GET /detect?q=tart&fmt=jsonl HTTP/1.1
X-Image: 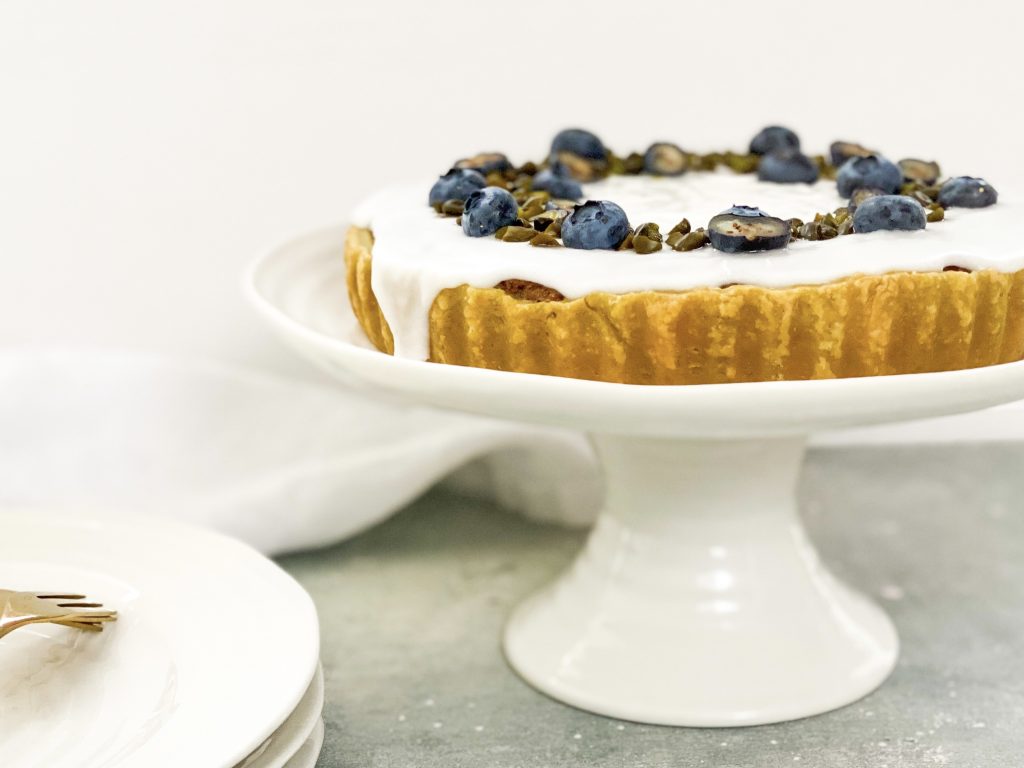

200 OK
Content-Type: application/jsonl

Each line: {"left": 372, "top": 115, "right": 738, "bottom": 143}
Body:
{"left": 345, "top": 128, "right": 1023, "bottom": 385}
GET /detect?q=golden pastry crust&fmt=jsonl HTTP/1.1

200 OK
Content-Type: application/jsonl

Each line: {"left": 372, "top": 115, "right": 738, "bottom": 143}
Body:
{"left": 344, "top": 225, "right": 1024, "bottom": 385}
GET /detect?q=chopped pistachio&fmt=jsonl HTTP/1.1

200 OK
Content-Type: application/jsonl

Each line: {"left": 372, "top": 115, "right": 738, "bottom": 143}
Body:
{"left": 837, "top": 218, "right": 854, "bottom": 235}
{"left": 669, "top": 218, "right": 691, "bottom": 236}
{"left": 519, "top": 197, "right": 547, "bottom": 220}
{"left": 724, "top": 152, "right": 759, "bottom": 174}
{"left": 635, "top": 222, "right": 663, "bottom": 241}
{"left": 623, "top": 152, "right": 646, "bottom": 174}
{"left": 529, "top": 232, "right": 561, "bottom": 248}
{"left": 441, "top": 199, "right": 464, "bottom": 216}
{"left": 633, "top": 235, "right": 662, "bottom": 254}
{"left": 927, "top": 206, "right": 945, "bottom": 222}
{"left": 616, "top": 231, "right": 635, "bottom": 251}
{"left": 672, "top": 228, "right": 709, "bottom": 252}
{"left": 496, "top": 225, "right": 538, "bottom": 242}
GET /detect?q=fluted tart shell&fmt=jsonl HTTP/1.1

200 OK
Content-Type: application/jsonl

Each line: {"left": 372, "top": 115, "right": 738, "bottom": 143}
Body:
{"left": 345, "top": 226, "right": 1024, "bottom": 385}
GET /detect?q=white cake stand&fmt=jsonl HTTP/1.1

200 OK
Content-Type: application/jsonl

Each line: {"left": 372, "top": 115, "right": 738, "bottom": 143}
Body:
{"left": 246, "top": 227, "right": 1024, "bottom": 727}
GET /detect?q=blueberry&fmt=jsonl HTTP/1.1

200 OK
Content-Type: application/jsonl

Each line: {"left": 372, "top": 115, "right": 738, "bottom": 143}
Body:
{"left": 829, "top": 141, "right": 875, "bottom": 167}
{"left": 551, "top": 128, "right": 607, "bottom": 161}
{"left": 462, "top": 187, "right": 519, "bottom": 237}
{"left": 561, "top": 200, "right": 631, "bottom": 250}
{"left": 708, "top": 206, "right": 791, "bottom": 253}
{"left": 899, "top": 158, "right": 941, "bottom": 185}
{"left": 836, "top": 154, "right": 903, "bottom": 197}
{"left": 531, "top": 168, "right": 582, "bottom": 200}
{"left": 757, "top": 149, "right": 819, "bottom": 184}
{"left": 852, "top": 195, "right": 926, "bottom": 233}
{"left": 937, "top": 176, "right": 998, "bottom": 208}
{"left": 749, "top": 126, "right": 800, "bottom": 156}
{"left": 428, "top": 168, "right": 486, "bottom": 206}
{"left": 643, "top": 142, "right": 688, "bottom": 176}
{"left": 455, "top": 152, "right": 512, "bottom": 174}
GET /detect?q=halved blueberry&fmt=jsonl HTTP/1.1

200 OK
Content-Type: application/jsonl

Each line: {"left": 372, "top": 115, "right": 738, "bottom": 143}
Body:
{"left": 561, "top": 200, "right": 631, "bottom": 250}
{"left": 531, "top": 168, "right": 582, "bottom": 200}
{"left": 551, "top": 128, "right": 607, "bottom": 161}
{"left": 455, "top": 152, "right": 512, "bottom": 174}
{"left": 836, "top": 155, "right": 903, "bottom": 197}
{"left": 462, "top": 187, "right": 519, "bottom": 237}
{"left": 428, "top": 168, "right": 486, "bottom": 206}
{"left": 848, "top": 187, "right": 886, "bottom": 211}
{"left": 937, "top": 176, "right": 998, "bottom": 208}
{"left": 852, "top": 195, "right": 926, "bottom": 233}
{"left": 708, "top": 206, "right": 791, "bottom": 253}
{"left": 829, "top": 141, "right": 875, "bottom": 167}
{"left": 757, "top": 149, "right": 819, "bottom": 184}
{"left": 899, "top": 158, "right": 941, "bottom": 185}
{"left": 749, "top": 126, "right": 800, "bottom": 156}
{"left": 643, "top": 142, "right": 688, "bottom": 176}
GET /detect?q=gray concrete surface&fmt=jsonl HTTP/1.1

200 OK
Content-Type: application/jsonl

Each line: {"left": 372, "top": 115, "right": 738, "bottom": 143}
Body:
{"left": 280, "top": 444, "right": 1024, "bottom": 767}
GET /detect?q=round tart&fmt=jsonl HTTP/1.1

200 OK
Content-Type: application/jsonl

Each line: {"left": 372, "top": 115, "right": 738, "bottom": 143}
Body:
{"left": 346, "top": 128, "right": 1023, "bottom": 385}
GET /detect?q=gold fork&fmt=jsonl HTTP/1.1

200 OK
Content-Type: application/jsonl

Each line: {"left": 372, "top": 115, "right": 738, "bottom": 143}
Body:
{"left": 0, "top": 590, "right": 117, "bottom": 640}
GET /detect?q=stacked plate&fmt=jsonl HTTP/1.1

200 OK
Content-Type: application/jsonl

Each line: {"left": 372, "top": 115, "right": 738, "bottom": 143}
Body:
{"left": 0, "top": 511, "right": 323, "bottom": 768}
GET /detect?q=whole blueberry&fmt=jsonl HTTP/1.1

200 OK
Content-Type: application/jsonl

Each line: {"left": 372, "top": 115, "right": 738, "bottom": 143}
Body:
{"left": 749, "top": 126, "right": 800, "bottom": 156}
{"left": 462, "top": 187, "right": 519, "bottom": 237}
{"left": 561, "top": 200, "right": 631, "bottom": 250}
{"left": 551, "top": 128, "right": 607, "bottom": 161}
{"left": 836, "top": 154, "right": 902, "bottom": 197}
{"left": 531, "top": 168, "right": 582, "bottom": 200}
{"left": 757, "top": 149, "right": 819, "bottom": 184}
{"left": 937, "top": 176, "right": 998, "bottom": 208}
{"left": 428, "top": 168, "right": 486, "bottom": 206}
{"left": 852, "top": 195, "right": 927, "bottom": 233}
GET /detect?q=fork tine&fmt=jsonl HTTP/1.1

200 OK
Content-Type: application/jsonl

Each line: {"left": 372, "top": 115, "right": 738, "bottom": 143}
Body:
{"left": 56, "top": 602, "right": 103, "bottom": 609}
{"left": 35, "top": 594, "right": 87, "bottom": 601}
{"left": 59, "top": 621, "right": 104, "bottom": 633}
{"left": 74, "top": 613, "right": 117, "bottom": 622}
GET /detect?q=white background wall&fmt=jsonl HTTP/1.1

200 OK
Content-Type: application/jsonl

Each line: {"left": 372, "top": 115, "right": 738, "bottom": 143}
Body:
{"left": 3, "top": 0, "right": 1022, "bottom": 379}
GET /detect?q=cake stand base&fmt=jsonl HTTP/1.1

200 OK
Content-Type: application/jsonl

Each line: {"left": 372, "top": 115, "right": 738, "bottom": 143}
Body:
{"left": 503, "top": 435, "right": 896, "bottom": 726}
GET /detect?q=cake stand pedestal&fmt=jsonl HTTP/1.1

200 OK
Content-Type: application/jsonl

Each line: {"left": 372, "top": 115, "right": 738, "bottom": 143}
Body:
{"left": 504, "top": 434, "right": 894, "bottom": 726}
{"left": 247, "top": 228, "right": 1024, "bottom": 726}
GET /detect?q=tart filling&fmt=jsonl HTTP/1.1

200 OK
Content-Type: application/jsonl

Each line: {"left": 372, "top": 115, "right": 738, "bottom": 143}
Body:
{"left": 352, "top": 173, "right": 1021, "bottom": 361}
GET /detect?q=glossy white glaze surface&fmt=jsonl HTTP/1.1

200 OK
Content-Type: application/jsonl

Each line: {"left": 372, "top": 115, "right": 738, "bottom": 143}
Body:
{"left": 0, "top": 512, "right": 320, "bottom": 768}
{"left": 246, "top": 233, "right": 1024, "bottom": 725}
{"left": 352, "top": 173, "right": 1020, "bottom": 359}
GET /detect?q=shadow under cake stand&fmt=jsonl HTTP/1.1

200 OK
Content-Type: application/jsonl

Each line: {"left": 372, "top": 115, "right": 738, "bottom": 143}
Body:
{"left": 247, "top": 227, "right": 1024, "bottom": 727}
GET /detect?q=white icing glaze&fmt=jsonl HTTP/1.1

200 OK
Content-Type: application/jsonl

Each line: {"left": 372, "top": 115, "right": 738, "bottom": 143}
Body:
{"left": 351, "top": 171, "right": 1022, "bottom": 361}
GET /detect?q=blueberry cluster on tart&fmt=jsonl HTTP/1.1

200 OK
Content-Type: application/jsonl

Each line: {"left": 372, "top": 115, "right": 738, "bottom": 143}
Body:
{"left": 345, "top": 127, "right": 1022, "bottom": 385}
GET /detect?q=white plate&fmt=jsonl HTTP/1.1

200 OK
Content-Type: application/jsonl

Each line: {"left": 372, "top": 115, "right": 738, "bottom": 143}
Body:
{"left": 0, "top": 511, "right": 320, "bottom": 768}
{"left": 283, "top": 719, "right": 324, "bottom": 768}
{"left": 240, "top": 664, "right": 324, "bottom": 768}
